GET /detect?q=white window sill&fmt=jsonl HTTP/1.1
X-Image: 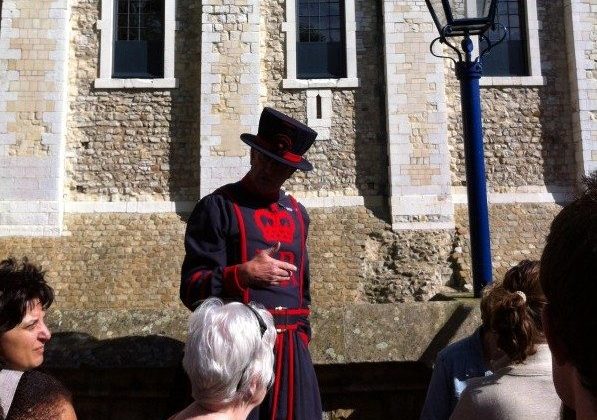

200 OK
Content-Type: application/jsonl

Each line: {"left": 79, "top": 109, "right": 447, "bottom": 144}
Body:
{"left": 94, "top": 78, "right": 178, "bottom": 89}
{"left": 282, "top": 77, "right": 359, "bottom": 89}
{"left": 480, "top": 76, "right": 546, "bottom": 87}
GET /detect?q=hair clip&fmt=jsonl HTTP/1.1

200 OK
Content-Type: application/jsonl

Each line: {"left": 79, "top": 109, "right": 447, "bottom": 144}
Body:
{"left": 515, "top": 290, "right": 527, "bottom": 303}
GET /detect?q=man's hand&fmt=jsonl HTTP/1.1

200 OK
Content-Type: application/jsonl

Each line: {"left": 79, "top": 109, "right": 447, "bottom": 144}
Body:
{"left": 237, "top": 242, "right": 297, "bottom": 288}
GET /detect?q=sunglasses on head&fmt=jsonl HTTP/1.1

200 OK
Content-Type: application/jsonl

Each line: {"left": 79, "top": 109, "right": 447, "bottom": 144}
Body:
{"left": 244, "top": 303, "right": 267, "bottom": 337}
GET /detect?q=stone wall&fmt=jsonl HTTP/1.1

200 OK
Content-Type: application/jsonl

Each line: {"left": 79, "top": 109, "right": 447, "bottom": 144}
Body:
{"left": 0, "top": 0, "right": 69, "bottom": 235}
{"left": 66, "top": 0, "right": 202, "bottom": 202}
{"left": 0, "top": 206, "right": 453, "bottom": 309}
{"left": 309, "top": 206, "right": 454, "bottom": 306}
{"left": 447, "top": 0, "right": 577, "bottom": 189}
{"left": 452, "top": 202, "right": 562, "bottom": 287}
{"left": 261, "top": 0, "right": 388, "bottom": 198}
{"left": 0, "top": 202, "right": 564, "bottom": 309}
{"left": 0, "top": 213, "right": 185, "bottom": 309}
{"left": 565, "top": 0, "right": 597, "bottom": 177}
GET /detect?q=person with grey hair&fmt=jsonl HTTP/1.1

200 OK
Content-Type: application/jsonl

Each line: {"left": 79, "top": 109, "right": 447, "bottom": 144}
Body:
{"left": 169, "top": 298, "right": 276, "bottom": 420}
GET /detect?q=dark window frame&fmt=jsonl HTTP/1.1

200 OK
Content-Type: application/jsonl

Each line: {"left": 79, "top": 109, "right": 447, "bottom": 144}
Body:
{"left": 112, "top": 0, "right": 165, "bottom": 79}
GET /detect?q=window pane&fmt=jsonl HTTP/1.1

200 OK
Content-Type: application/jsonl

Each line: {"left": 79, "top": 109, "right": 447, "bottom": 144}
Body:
{"left": 117, "top": 13, "right": 128, "bottom": 30}
{"left": 319, "top": 2, "right": 329, "bottom": 16}
{"left": 299, "top": 2, "right": 309, "bottom": 16}
{"left": 330, "top": 16, "right": 341, "bottom": 29}
{"left": 480, "top": 0, "right": 528, "bottom": 76}
{"left": 113, "top": 0, "right": 165, "bottom": 78}
{"left": 330, "top": 2, "right": 340, "bottom": 15}
{"left": 296, "top": 0, "right": 346, "bottom": 78}
{"left": 117, "top": 28, "right": 129, "bottom": 40}
{"left": 117, "top": 1, "right": 128, "bottom": 13}
{"left": 299, "top": 16, "right": 310, "bottom": 29}
{"left": 329, "top": 30, "right": 341, "bottom": 42}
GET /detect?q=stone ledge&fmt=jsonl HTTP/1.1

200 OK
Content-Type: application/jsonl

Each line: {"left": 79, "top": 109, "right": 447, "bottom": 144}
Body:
{"left": 44, "top": 301, "right": 481, "bottom": 369}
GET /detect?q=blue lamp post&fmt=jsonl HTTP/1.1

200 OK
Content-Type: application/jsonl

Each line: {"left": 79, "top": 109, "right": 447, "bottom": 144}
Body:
{"left": 424, "top": 0, "right": 506, "bottom": 297}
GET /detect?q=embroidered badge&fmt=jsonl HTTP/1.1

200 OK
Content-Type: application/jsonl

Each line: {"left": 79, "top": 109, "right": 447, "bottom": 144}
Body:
{"left": 254, "top": 208, "right": 295, "bottom": 244}
{"left": 278, "top": 251, "right": 298, "bottom": 287}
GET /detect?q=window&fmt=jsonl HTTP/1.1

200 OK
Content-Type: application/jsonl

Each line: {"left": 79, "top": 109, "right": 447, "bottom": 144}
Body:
{"left": 95, "top": 0, "right": 176, "bottom": 88}
{"left": 297, "top": 0, "right": 346, "bottom": 79}
{"left": 480, "top": 0, "right": 527, "bottom": 76}
{"left": 475, "top": 0, "right": 544, "bottom": 86}
{"left": 282, "top": 0, "right": 358, "bottom": 89}
{"left": 114, "top": 0, "right": 164, "bottom": 78}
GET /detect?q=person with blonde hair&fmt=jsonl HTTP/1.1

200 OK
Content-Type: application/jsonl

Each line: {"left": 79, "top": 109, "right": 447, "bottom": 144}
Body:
{"left": 169, "top": 298, "right": 276, "bottom": 420}
{"left": 451, "top": 260, "right": 560, "bottom": 419}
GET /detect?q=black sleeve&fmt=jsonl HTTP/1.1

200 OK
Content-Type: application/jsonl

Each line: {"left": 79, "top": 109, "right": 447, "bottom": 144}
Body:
{"left": 180, "top": 194, "right": 245, "bottom": 310}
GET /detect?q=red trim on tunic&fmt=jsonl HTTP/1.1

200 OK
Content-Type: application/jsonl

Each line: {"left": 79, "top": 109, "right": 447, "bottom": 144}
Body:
{"left": 186, "top": 271, "right": 212, "bottom": 301}
{"left": 269, "top": 308, "right": 310, "bottom": 316}
{"left": 271, "top": 333, "right": 285, "bottom": 420}
{"left": 222, "top": 265, "right": 246, "bottom": 298}
{"left": 232, "top": 202, "right": 250, "bottom": 303}
{"left": 287, "top": 332, "right": 295, "bottom": 420}
{"left": 298, "top": 330, "right": 309, "bottom": 346}
{"left": 289, "top": 196, "right": 306, "bottom": 307}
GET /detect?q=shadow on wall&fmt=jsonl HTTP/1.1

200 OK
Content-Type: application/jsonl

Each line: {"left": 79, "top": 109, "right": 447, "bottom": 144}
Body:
{"left": 418, "top": 302, "right": 474, "bottom": 365}
{"left": 44, "top": 332, "right": 436, "bottom": 420}
{"left": 44, "top": 332, "right": 190, "bottom": 420}
{"left": 536, "top": 0, "right": 578, "bottom": 190}
{"left": 353, "top": 0, "right": 390, "bottom": 223}
{"left": 320, "top": 362, "right": 430, "bottom": 420}
{"left": 167, "top": 0, "right": 203, "bottom": 204}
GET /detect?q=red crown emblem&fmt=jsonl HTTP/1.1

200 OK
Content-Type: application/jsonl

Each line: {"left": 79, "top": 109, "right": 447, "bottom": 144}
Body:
{"left": 254, "top": 208, "right": 295, "bottom": 244}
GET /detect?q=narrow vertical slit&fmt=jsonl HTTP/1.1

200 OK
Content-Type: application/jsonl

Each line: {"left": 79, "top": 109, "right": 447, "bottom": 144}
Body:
{"left": 316, "top": 95, "right": 322, "bottom": 119}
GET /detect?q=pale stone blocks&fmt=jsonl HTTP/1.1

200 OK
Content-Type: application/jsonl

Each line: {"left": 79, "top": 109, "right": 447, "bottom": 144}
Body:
{"left": 383, "top": 0, "right": 453, "bottom": 230}
{"left": 564, "top": 0, "right": 597, "bottom": 179}
{"left": 199, "top": 0, "right": 261, "bottom": 197}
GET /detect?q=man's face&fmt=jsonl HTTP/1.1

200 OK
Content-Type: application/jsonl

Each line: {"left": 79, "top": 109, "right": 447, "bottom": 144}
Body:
{"left": 0, "top": 300, "right": 51, "bottom": 370}
{"left": 250, "top": 149, "right": 297, "bottom": 190}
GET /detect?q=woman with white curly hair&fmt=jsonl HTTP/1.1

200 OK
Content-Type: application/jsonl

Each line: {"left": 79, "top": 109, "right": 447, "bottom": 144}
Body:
{"left": 169, "top": 297, "right": 276, "bottom": 420}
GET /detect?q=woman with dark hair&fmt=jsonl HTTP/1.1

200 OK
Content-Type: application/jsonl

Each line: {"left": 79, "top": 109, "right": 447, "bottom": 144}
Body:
{"left": 450, "top": 260, "right": 560, "bottom": 420}
{"left": 0, "top": 257, "right": 77, "bottom": 419}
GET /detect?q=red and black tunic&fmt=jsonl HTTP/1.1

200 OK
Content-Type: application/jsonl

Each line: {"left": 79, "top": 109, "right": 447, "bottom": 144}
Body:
{"left": 181, "top": 181, "right": 322, "bottom": 420}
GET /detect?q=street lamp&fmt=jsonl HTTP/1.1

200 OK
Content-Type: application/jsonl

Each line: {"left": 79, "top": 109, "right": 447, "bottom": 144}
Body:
{"left": 425, "top": 0, "right": 506, "bottom": 297}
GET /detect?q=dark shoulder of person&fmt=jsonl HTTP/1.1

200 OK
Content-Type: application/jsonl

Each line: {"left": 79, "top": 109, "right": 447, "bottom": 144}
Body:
{"left": 7, "top": 370, "right": 72, "bottom": 420}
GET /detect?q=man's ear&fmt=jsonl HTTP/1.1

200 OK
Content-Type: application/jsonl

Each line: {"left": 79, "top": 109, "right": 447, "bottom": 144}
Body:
{"left": 542, "top": 306, "right": 569, "bottom": 366}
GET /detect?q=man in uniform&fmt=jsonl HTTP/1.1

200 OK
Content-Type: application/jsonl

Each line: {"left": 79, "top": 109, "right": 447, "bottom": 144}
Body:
{"left": 180, "top": 107, "right": 322, "bottom": 420}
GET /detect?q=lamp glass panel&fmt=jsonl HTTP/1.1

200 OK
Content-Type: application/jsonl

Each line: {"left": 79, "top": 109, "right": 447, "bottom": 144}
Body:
{"left": 450, "top": 0, "right": 466, "bottom": 20}
{"left": 476, "top": 0, "right": 493, "bottom": 18}
{"left": 427, "top": 0, "right": 449, "bottom": 27}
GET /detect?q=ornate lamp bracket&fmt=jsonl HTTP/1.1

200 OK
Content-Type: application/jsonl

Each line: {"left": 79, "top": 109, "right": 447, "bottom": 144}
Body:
{"left": 479, "top": 23, "right": 508, "bottom": 61}
{"left": 430, "top": 27, "right": 462, "bottom": 65}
